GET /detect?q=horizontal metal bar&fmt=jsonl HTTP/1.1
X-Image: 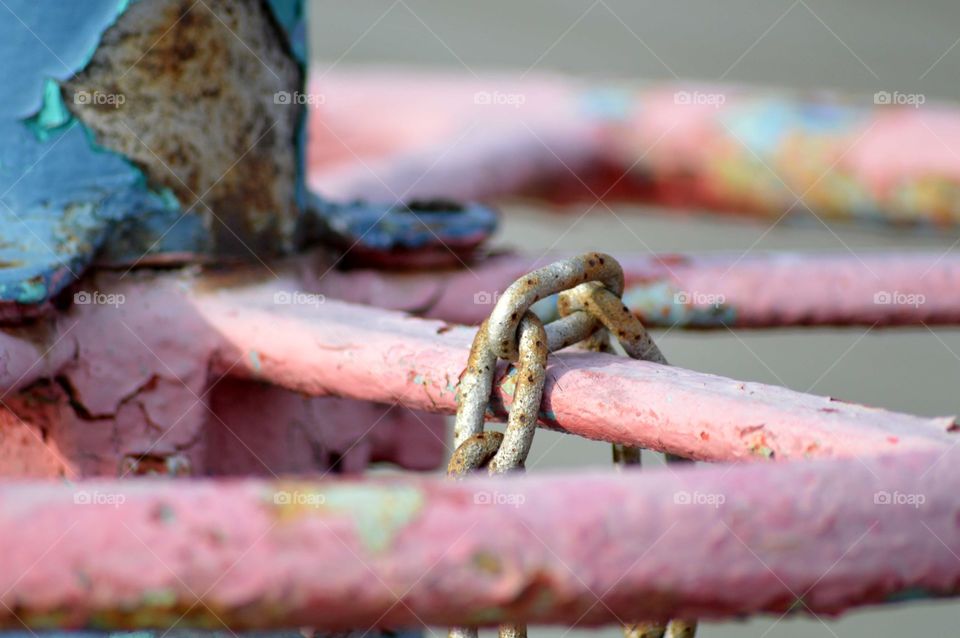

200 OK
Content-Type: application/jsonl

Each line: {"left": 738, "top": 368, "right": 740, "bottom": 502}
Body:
{"left": 309, "top": 71, "right": 960, "bottom": 229}
{"left": 195, "top": 274, "right": 957, "bottom": 462}
{"left": 1, "top": 267, "right": 954, "bottom": 468}
{"left": 2, "top": 449, "right": 958, "bottom": 629}
{"left": 312, "top": 251, "right": 960, "bottom": 328}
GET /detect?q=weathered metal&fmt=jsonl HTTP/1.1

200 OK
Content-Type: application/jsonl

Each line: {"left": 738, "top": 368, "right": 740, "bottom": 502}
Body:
{"left": 0, "top": 0, "right": 304, "bottom": 309}
{"left": 313, "top": 250, "right": 960, "bottom": 328}
{"left": 2, "top": 447, "right": 959, "bottom": 629}
{"left": 3, "top": 6, "right": 957, "bottom": 635}
{"left": 310, "top": 70, "right": 960, "bottom": 228}
{"left": 486, "top": 253, "right": 623, "bottom": 360}
{"left": 0, "top": 265, "right": 952, "bottom": 478}
{"left": 487, "top": 312, "right": 547, "bottom": 475}
{"left": 0, "top": 2, "right": 496, "bottom": 316}
{"left": 0, "top": 267, "right": 449, "bottom": 479}
{"left": 558, "top": 281, "right": 666, "bottom": 363}
{"left": 447, "top": 252, "right": 670, "bottom": 636}
{"left": 447, "top": 309, "right": 545, "bottom": 637}
{"left": 192, "top": 271, "right": 957, "bottom": 462}
{"left": 449, "top": 260, "right": 569, "bottom": 638}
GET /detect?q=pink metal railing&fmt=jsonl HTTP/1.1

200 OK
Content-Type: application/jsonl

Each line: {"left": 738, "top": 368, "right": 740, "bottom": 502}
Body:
{"left": 313, "top": 251, "right": 960, "bottom": 328}
{"left": 4, "top": 66, "right": 960, "bottom": 633}
{"left": 2, "top": 447, "right": 958, "bottom": 629}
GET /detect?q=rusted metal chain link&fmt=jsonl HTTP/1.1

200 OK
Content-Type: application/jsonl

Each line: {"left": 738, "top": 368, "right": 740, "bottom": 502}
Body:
{"left": 449, "top": 312, "right": 548, "bottom": 476}
{"left": 448, "top": 312, "right": 546, "bottom": 638}
{"left": 486, "top": 253, "right": 624, "bottom": 360}
{"left": 448, "top": 253, "right": 696, "bottom": 638}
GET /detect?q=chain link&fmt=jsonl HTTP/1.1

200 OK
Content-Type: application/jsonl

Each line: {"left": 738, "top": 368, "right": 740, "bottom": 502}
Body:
{"left": 448, "top": 253, "right": 696, "bottom": 638}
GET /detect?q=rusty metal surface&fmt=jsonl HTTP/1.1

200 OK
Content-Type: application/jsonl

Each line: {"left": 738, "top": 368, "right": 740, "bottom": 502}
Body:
{"left": 0, "top": 1, "right": 497, "bottom": 317}
{"left": 449, "top": 280, "right": 552, "bottom": 637}
{"left": 488, "top": 313, "right": 547, "bottom": 474}
{"left": 450, "top": 254, "right": 694, "bottom": 636}
{"left": 486, "top": 252, "right": 624, "bottom": 360}
{"left": 64, "top": 0, "right": 303, "bottom": 258}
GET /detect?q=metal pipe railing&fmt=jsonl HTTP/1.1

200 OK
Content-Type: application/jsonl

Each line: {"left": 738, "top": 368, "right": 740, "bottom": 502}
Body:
{"left": 197, "top": 275, "right": 957, "bottom": 462}
{"left": 1, "top": 448, "right": 957, "bottom": 629}
{"left": 1, "top": 267, "right": 953, "bottom": 467}
{"left": 311, "top": 251, "right": 960, "bottom": 328}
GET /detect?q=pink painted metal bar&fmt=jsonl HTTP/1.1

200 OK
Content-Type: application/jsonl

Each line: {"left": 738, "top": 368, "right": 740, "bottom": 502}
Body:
{"left": 2, "top": 448, "right": 958, "bottom": 629}
{"left": 195, "top": 273, "right": 957, "bottom": 462}
{"left": 1, "top": 267, "right": 954, "bottom": 472}
{"left": 313, "top": 251, "right": 960, "bottom": 328}
{"left": 309, "top": 70, "right": 960, "bottom": 228}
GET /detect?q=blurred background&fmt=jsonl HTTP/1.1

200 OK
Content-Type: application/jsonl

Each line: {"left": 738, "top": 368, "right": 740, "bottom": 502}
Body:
{"left": 308, "top": 1, "right": 960, "bottom": 636}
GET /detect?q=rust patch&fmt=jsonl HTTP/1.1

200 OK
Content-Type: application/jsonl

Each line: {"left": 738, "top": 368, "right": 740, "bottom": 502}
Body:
{"left": 64, "top": 0, "right": 302, "bottom": 258}
{"left": 121, "top": 453, "right": 192, "bottom": 477}
{"left": 447, "top": 431, "right": 503, "bottom": 475}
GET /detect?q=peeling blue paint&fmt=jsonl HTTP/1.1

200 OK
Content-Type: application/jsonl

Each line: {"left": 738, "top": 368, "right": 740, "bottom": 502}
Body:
{"left": 0, "top": 0, "right": 494, "bottom": 316}
{"left": 0, "top": 1, "right": 193, "bottom": 306}
{"left": 307, "top": 194, "right": 497, "bottom": 254}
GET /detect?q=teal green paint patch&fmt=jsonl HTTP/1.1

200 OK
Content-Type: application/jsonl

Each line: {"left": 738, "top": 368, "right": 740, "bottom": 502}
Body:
{"left": 249, "top": 350, "right": 262, "bottom": 372}
{"left": 23, "top": 79, "right": 73, "bottom": 141}
{"left": 886, "top": 586, "right": 936, "bottom": 603}
{"left": 14, "top": 279, "right": 48, "bottom": 304}
{"left": 322, "top": 485, "right": 425, "bottom": 552}
{"left": 538, "top": 408, "right": 557, "bottom": 423}
{"left": 155, "top": 186, "right": 180, "bottom": 211}
{"left": 0, "top": 279, "right": 48, "bottom": 305}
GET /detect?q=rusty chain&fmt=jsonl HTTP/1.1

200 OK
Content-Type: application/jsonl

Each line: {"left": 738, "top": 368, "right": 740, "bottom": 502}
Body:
{"left": 448, "top": 253, "right": 696, "bottom": 638}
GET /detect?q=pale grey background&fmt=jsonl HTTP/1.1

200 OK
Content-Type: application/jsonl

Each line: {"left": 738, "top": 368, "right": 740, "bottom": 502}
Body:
{"left": 308, "top": 1, "right": 960, "bottom": 635}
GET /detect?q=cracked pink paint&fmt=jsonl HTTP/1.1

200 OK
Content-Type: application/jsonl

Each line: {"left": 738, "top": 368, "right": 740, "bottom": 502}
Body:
{"left": 0, "top": 270, "right": 446, "bottom": 479}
